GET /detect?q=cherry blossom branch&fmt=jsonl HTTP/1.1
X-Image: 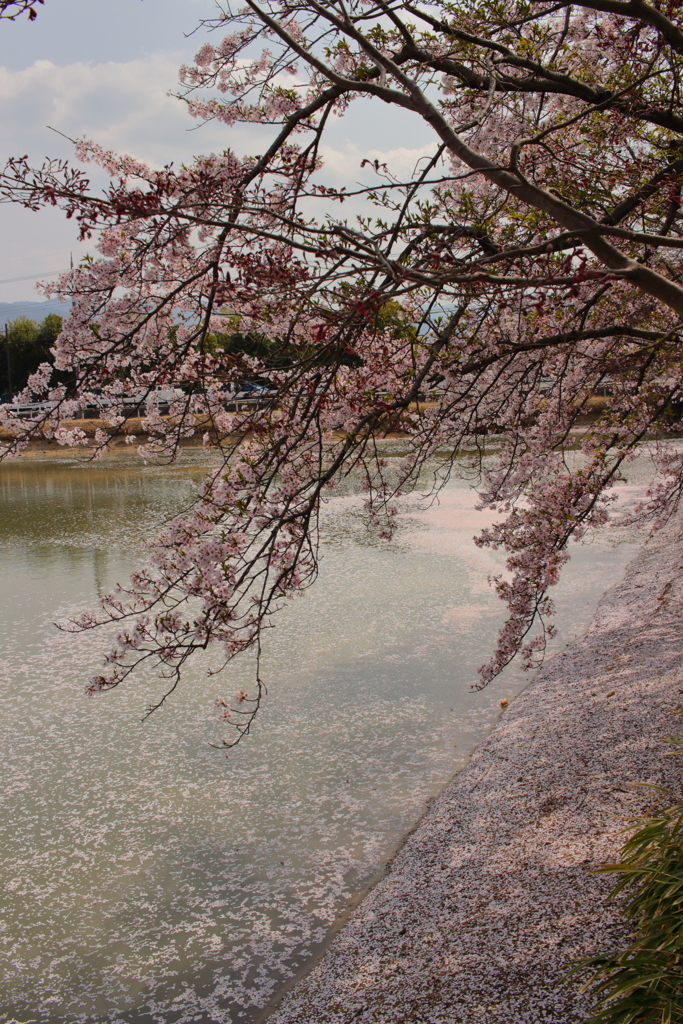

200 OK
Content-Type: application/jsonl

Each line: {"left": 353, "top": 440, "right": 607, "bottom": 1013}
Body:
{"left": 4, "top": 0, "right": 683, "bottom": 736}
{"left": 0, "top": 0, "right": 42, "bottom": 19}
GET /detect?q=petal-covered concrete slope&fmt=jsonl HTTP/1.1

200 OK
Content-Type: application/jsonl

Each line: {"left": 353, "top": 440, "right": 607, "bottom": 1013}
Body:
{"left": 269, "top": 518, "right": 683, "bottom": 1024}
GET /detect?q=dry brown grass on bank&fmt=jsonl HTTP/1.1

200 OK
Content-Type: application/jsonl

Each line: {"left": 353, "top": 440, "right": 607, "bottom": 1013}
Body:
{"left": 0, "top": 416, "right": 220, "bottom": 446}
{"left": 0, "top": 397, "right": 612, "bottom": 451}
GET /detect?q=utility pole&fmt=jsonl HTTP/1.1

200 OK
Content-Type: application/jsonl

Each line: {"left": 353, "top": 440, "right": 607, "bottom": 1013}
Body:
{"left": 4, "top": 323, "right": 11, "bottom": 395}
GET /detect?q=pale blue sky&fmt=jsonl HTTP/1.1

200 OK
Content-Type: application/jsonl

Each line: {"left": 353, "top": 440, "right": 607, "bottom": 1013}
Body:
{"left": 1, "top": 0, "right": 210, "bottom": 69}
{"left": 0, "top": 0, "right": 434, "bottom": 301}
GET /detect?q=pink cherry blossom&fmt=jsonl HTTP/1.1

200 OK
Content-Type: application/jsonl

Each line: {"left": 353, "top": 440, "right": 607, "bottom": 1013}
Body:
{"left": 2, "top": 0, "right": 683, "bottom": 738}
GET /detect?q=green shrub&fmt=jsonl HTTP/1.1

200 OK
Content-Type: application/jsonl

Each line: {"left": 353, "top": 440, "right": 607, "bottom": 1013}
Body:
{"left": 1, "top": 313, "right": 64, "bottom": 393}
{"left": 579, "top": 736, "right": 683, "bottom": 1024}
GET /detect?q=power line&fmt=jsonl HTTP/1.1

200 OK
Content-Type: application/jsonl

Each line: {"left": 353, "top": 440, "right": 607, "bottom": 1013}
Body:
{"left": 0, "top": 268, "right": 68, "bottom": 286}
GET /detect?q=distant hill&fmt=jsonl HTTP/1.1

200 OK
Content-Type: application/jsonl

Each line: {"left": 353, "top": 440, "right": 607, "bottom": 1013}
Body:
{"left": 0, "top": 298, "right": 71, "bottom": 325}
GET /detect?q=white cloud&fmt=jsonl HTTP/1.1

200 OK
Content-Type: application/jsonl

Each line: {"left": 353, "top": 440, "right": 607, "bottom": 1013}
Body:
{"left": 0, "top": 54, "right": 271, "bottom": 299}
{"left": 0, "top": 55, "right": 441, "bottom": 300}
{"left": 0, "top": 55, "right": 258, "bottom": 168}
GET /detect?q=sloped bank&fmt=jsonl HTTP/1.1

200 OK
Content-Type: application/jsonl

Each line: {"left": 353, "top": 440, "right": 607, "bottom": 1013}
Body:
{"left": 267, "top": 516, "right": 683, "bottom": 1024}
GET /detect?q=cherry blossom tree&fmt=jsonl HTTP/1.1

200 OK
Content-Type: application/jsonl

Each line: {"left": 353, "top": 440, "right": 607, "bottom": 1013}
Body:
{"left": 2, "top": 0, "right": 683, "bottom": 740}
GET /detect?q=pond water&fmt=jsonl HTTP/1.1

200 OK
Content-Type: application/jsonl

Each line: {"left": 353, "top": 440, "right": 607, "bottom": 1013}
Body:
{"left": 0, "top": 450, "right": 650, "bottom": 1024}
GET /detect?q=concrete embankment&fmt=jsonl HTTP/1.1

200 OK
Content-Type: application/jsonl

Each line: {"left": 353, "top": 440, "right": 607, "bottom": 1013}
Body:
{"left": 267, "top": 516, "right": 683, "bottom": 1024}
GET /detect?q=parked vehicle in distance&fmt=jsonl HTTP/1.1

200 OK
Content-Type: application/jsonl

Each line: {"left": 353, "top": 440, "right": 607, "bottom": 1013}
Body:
{"left": 213, "top": 378, "right": 275, "bottom": 409}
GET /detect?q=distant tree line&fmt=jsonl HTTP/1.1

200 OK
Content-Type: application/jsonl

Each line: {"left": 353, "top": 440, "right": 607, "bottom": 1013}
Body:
{"left": 0, "top": 299, "right": 411, "bottom": 400}
{"left": 0, "top": 317, "right": 364, "bottom": 401}
{"left": 199, "top": 301, "right": 411, "bottom": 376}
{"left": 0, "top": 314, "right": 63, "bottom": 396}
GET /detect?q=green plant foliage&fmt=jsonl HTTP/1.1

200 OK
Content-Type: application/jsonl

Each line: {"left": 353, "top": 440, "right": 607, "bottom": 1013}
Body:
{"left": 0, "top": 313, "right": 64, "bottom": 394}
{"left": 579, "top": 736, "right": 683, "bottom": 1024}
{"left": 205, "top": 329, "right": 364, "bottom": 371}
{"left": 199, "top": 302, "right": 414, "bottom": 376}
{"left": 204, "top": 329, "right": 294, "bottom": 367}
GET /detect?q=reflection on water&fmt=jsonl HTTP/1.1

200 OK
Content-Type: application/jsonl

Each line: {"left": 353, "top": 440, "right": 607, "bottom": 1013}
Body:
{"left": 0, "top": 453, "right": 647, "bottom": 1023}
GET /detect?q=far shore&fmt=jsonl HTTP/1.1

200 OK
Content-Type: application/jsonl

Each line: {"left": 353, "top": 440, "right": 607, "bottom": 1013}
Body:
{"left": 0, "top": 398, "right": 613, "bottom": 458}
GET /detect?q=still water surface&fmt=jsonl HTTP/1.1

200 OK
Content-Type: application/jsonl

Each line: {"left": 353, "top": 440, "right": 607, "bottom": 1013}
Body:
{"left": 0, "top": 452, "right": 648, "bottom": 1023}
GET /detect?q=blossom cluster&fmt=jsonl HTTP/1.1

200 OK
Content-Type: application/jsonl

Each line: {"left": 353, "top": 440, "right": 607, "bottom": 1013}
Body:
{"left": 2, "top": 0, "right": 683, "bottom": 735}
